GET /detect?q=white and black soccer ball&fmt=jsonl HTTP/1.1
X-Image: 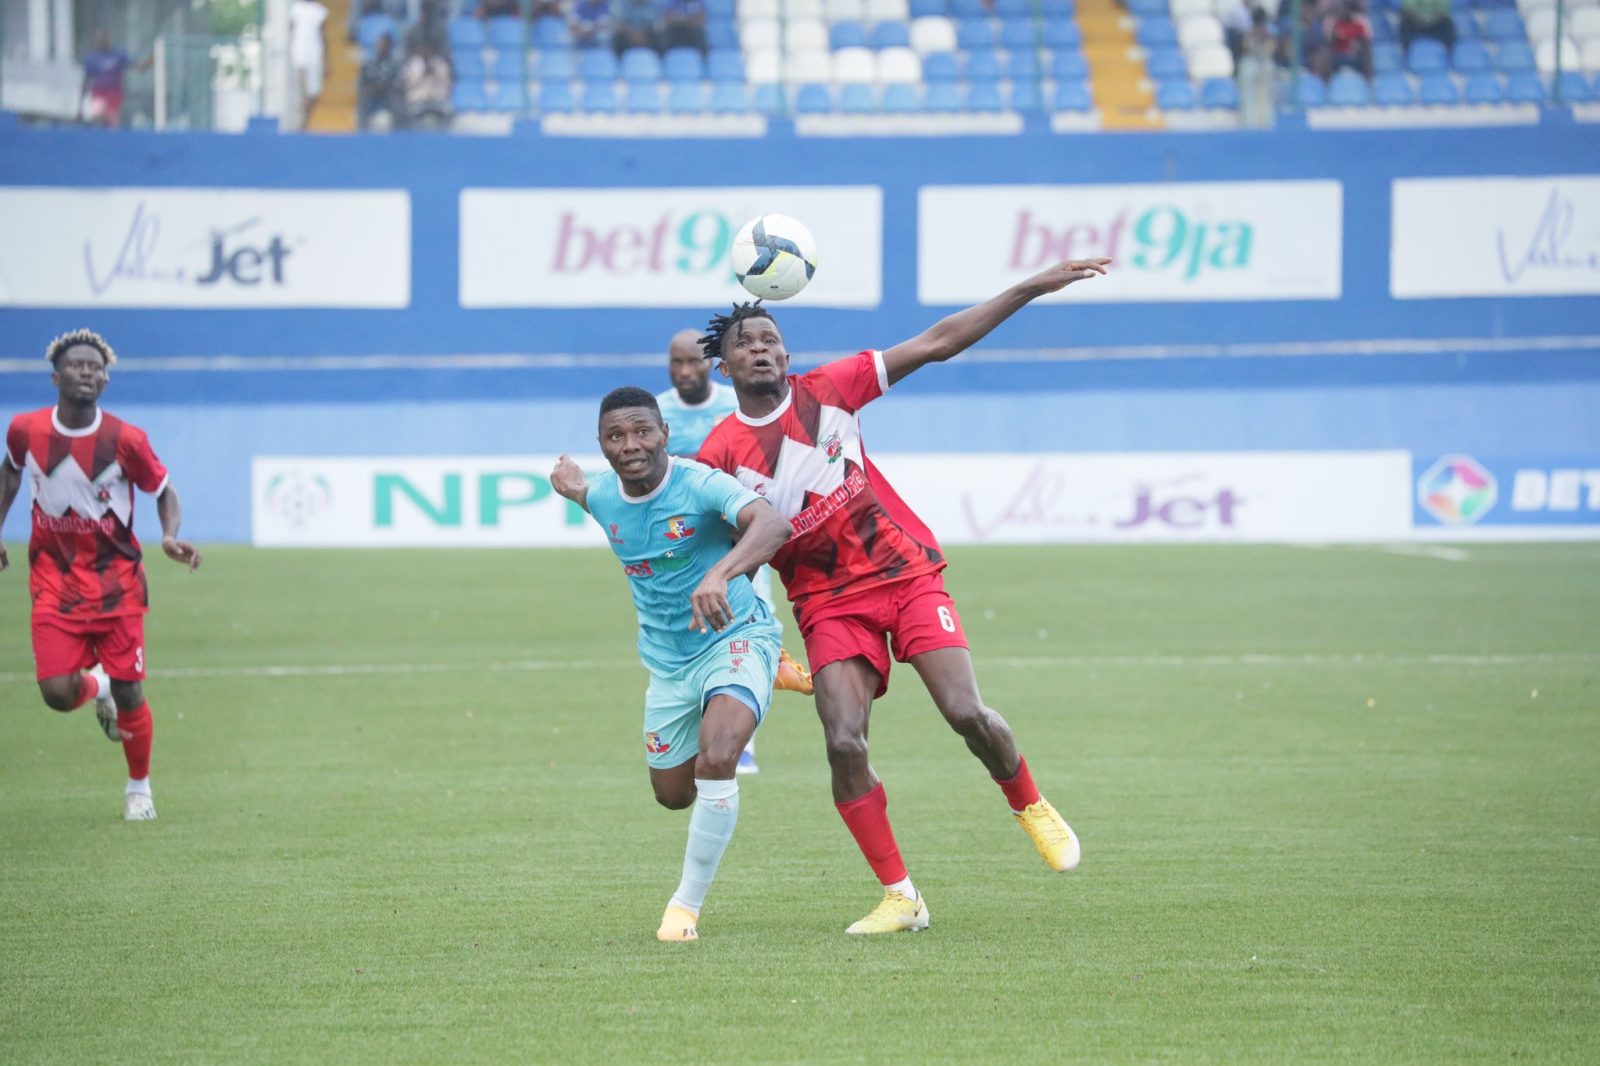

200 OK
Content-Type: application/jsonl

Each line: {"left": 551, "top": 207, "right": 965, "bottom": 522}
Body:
{"left": 730, "top": 214, "right": 817, "bottom": 301}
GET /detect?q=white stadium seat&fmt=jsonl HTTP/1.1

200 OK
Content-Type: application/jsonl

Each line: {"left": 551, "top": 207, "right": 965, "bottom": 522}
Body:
{"left": 746, "top": 47, "right": 785, "bottom": 82}
{"left": 832, "top": 46, "right": 879, "bottom": 82}
{"left": 785, "top": 49, "right": 834, "bottom": 83}
{"left": 1187, "top": 42, "right": 1235, "bottom": 78}
{"left": 1178, "top": 14, "right": 1225, "bottom": 49}
{"left": 877, "top": 46, "right": 922, "bottom": 82}
{"left": 784, "top": 0, "right": 825, "bottom": 20}
{"left": 1173, "top": 0, "right": 1216, "bottom": 19}
{"left": 909, "top": 16, "right": 957, "bottom": 53}
{"left": 739, "top": 0, "right": 781, "bottom": 19}
{"left": 1534, "top": 36, "right": 1582, "bottom": 72}
{"left": 865, "top": 0, "right": 912, "bottom": 20}
{"left": 786, "top": 18, "right": 831, "bottom": 52}
{"left": 824, "top": 0, "right": 869, "bottom": 22}
{"left": 741, "top": 18, "right": 782, "bottom": 50}
{"left": 1571, "top": 8, "right": 1600, "bottom": 37}
{"left": 1525, "top": 10, "right": 1559, "bottom": 43}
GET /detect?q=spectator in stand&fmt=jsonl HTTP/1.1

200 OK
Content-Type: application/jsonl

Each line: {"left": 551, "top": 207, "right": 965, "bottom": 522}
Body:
{"left": 288, "top": 0, "right": 330, "bottom": 125}
{"left": 613, "top": 0, "right": 662, "bottom": 56}
{"left": 571, "top": 0, "right": 614, "bottom": 49}
{"left": 1399, "top": 0, "right": 1455, "bottom": 54}
{"left": 660, "top": 0, "right": 709, "bottom": 55}
{"left": 79, "top": 29, "right": 150, "bottom": 128}
{"left": 1218, "top": 0, "right": 1252, "bottom": 62}
{"left": 404, "top": 39, "right": 454, "bottom": 129}
{"left": 359, "top": 33, "right": 405, "bottom": 130}
{"left": 1236, "top": 7, "right": 1279, "bottom": 126}
{"left": 1324, "top": 0, "right": 1374, "bottom": 80}
{"left": 531, "top": 0, "right": 569, "bottom": 19}
{"left": 406, "top": 0, "right": 452, "bottom": 57}
{"left": 478, "top": 0, "right": 523, "bottom": 17}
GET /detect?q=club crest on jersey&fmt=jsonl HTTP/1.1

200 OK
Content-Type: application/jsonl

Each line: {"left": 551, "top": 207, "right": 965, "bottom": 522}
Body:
{"left": 95, "top": 487, "right": 112, "bottom": 504}
{"left": 645, "top": 732, "right": 670, "bottom": 754}
{"left": 663, "top": 516, "right": 696, "bottom": 540}
{"left": 608, "top": 523, "right": 625, "bottom": 544}
{"left": 821, "top": 432, "right": 843, "bottom": 463}
{"left": 729, "top": 639, "right": 749, "bottom": 654}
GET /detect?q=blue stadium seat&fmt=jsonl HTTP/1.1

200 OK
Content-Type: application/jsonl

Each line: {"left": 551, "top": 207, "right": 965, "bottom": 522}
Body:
{"left": 539, "top": 81, "right": 575, "bottom": 113}
{"left": 1417, "top": 72, "right": 1459, "bottom": 103}
{"left": 582, "top": 82, "right": 619, "bottom": 112}
{"left": 883, "top": 82, "right": 922, "bottom": 111}
{"left": 1136, "top": 19, "right": 1178, "bottom": 48}
{"left": 923, "top": 52, "right": 960, "bottom": 81}
{"left": 952, "top": 0, "right": 989, "bottom": 16}
{"left": 925, "top": 81, "right": 964, "bottom": 111}
{"left": 966, "top": 49, "right": 1002, "bottom": 80}
{"left": 490, "top": 80, "right": 527, "bottom": 112}
{"left": 832, "top": 21, "right": 870, "bottom": 49}
{"left": 1372, "top": 71, "right": 1415, "bottom": 104}
{"left": 1000, "top": 20, "right": 1037, "bottom": 49}
{"left": 532, "top": 17, "right": 569, "bottom": 49}
{"left": 710, "top": 81, "right": 750, "bottom": 113}
{"left": 1462, "top": 72, "right": 1504, "bottom": 102}
{"left": 1127, "top": 0, "right": 1167, "bottom": 15}
{"left": 626, "top": 82, "right": 663, "bottom": 113}
{"left": 1156, "top": 79, "right": 1197, "bottom": 109}
{"left": 1481, "top": 10, "right": 1526, "bottom": 41}
{"left": 1040, "top": 0, "right": 1076, "bottom": 15}
{"left": 1505, "top": 70, "right": 1545, "bottom": 102}
{"left": 1044, "top": 22, "right": 1083, "bottom": 48}
{"left": 966, "top": 81, "right": 1006, "bottom": 111}
{"left": 1293, "top": 72, "right": 1327, "bottom": 106}
{"left": 706, "top": 20, "right": 739, "bottom": 51}
{"left": 1328, "top": 71, "right": 1372, "bottom": 105}
{"left": 492, "top": 50, "right": 526, "bottom": 81}
{"left": 454, "top": 50, "right": 488, "bottom": 81}
{"left": 453, "top": 79, "right": 490, "bottom": 110}
{"left": 956, "top": 18, "right": 996, "bottom": 49}
{"left": 1372, "top": 42, "right": 1403, "bottom": 74}
{"left": 706, "top": 0, "right": 735, "bottom": 17}
{"left": 995, "top": 0, "right": 1032, "bottom": 15}
{"left": 707, "top": 50, "right": 744, "bottom": 82}
{"left": 1408, "top": 39, "right": 1448, "bottom": 73}
{"left": 1053, "top": 80, "right": 1093, "bottom": 110}
{"left": 537, "top": 50, "right": 575, "bottom": 81}
{"left": 839, "top": 83, "right": 876, "bottom": 113}
{"left": 1049, "top": 50, "right": 1088, "bottom": 79}
{"left": 664, "top": 48, "right": 704, "bottom": 81}
{"left": 1555, "top": 70, "right": 1596, "bottom": 102}
{"left": 1201, "top": 76, "right": 1238, "bottom": 108}
{"left": 753, "top": 82, "right": 786, "bottom": 115}
{"left": 796, "top": 83, "right": 834, "bottom": 113}
{"left": 1011, "top": 80, "right": 1045, "bottom": 111}
{"left": 1493, "top": 40, "right": 1535, "bottom": 73}
{"left": 872, "top": 22, "right": 912, "bottom": 48}
{"left": 1452, "top": 12, "right": 1479, "bottom": 38}
{"left": 487, "top": 17, "right": 524, "bottom": 49}
{"left": 1007, "top": 51, "right": 1041, "bottom": 78}
{"left": 449, "top": 19, "right": 486, "bottom": 49}
{"left": 578, "top": 50, "right": 619, "bottom": 81}
{"left": 358, "top": 15, "right": 398, "bottom": 52}
{"left": 1147, "top": 47, "right": 1187, "bottom": 79}
{"left": 909, "top": 0, "right": 946, "bottom": 16}
{"left": 1370, "top": 12, "right": 1395, "bottom": 41}
{"left": 1452, "top": 39, "right": 1491, "bottom": 72}
{"left": 621, "top": 48, "right": 662, "bottom": 82}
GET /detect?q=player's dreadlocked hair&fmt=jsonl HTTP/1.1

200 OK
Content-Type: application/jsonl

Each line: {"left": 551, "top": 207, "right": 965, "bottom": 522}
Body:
{"left": 45, "top": 328, "right": 117, "bottom": 368}
{"left": 699, "top": 301, "right": 774, "bottom": 362}
{"left": 598, "top": 386, "right": 663, "bottom": 423}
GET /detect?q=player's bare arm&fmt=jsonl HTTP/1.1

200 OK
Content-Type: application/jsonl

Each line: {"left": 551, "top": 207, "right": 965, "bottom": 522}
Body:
{"left": 689, "top": 498, "right": 790, "bottom": 633}
{"left": 0, "top": 457, "right": 19, "bottom": 572}
{"left": 156, "top": 486, "right": 202, "bottom": 572}
{"left": 881, "top": 258, "right": 1112, "bottom": 386}
{"left": 550, "top": 454, "right": 591, "bottom": 513}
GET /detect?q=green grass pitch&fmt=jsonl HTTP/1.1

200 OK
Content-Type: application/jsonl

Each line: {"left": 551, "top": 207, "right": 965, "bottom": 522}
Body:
{"left": 2, "top": 542, "right": 1597, "bottom": 1063}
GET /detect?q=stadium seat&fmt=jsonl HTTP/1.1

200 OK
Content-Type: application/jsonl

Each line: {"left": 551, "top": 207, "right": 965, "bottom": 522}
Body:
{"left": 923, "top": 51, "right": 960, "bottom": 80}
{"left": 1523, "top": 9, "right": 1558, "bottom": 41}
{"left": 956, "top": 18, "right": 997, "bottom": 49}
{"left": 1482, "top": 10, "right": 1528, "bottom": 41}
{"left": 358, "top": 14, "right": 398, "bottom": 52}
{"left": 1053, "top": 80, "right": 1094, "bottom": 110}
{"left": 1292, "top": 71, "right": 1327, "bottom": 105}
{"left": 1127, "top": 0, "right": 1168, "bottom": 15}
{"left": 882, "top": 82, "right": 923, "bottom": 110}
{"left": 964, "top": 81, "right": 1004, "bottom": 110}
{"left": 785, "top": 49, "right": 832, "bottom": 84}
{"left": 1201, "top": 75, "right": 1239, "bottom": 107}
{"left": 1373, "top": 71, "right": 1416, "bottom": 103}
{"left": 662, "top": 49, "right": 703, "bottom": 81}
{"left": 833, "top": 47, "right": 879, "bottom": 82}
{"left": 753, "top": 82, "right": 787, "bottom": 114}
{"left": 1417, "top": 71, "right": 1460, "bottom": 102}
{"left": 925, "top": 81, "right": 964, "bottom": 110}
{"left": 1156, "top": 79, "right": 1198, "bottom": 108}
{"left": 538, "top": 81, "right": 576, "bottom": 113}
{"left": 995, "top": 0, "right": 1032, "bottom": 14}
{"left": 1555, "top": 68, "right": 1597, "bottom": 100}
{"left": 788, "top": 0, "right": 824, "bottom": 17}
{"left": 1574, "top": 7, "right": 1600, "bottom": 38}
{"left": 839, "top": 82, "right": 877, "bottom": 112}
{"left": 1050, "top": 50, "right": 1090, "bottom": 79}
{"left": 824, "top": 0, "right": 867, "bottom": 19}
{"left": 1007, "top": 50, "right": 1041, "bottom": 78}
{"left": 787, "top": 20, "right": 831, "bottom": 53}
{"left": 1011, "top": 80, "right": 1045, "bottom": 110}
{"left": 582, "top": 82, "right": 620, "bottom": 112}
{"left": 1327, "top": 70, "right": 1372, "bottom": 104}
{"left": 453, "top": 79, "right": 490, "bottom": 110}
{"left": 1043, "top": 22, "right": 1084, "bottom": 48}
{"left": 832, "top": 21, "right": 870, "bottom": 48}
{"left": 1372, "top": 42, "right": 1404, "bottom": 73}
{"left": 1462, "top": 71, "right": 1506, "bottom": 101}
{"left": 795, "top": 83, "right": 835, "bottom": 112}
{"left": 1453, "top": 39, "right": 1492, "bottom": 71}
{"left": 1040, "top": 0, "right": 1076, "bottom": 15}
{"left": 489, "top": 80, "right": 527, "bottom": 112}
{"left": 910, "top": 16, "right": 959, "bottom": 53}
{"left": 1177, "top": 14, "right": 1225, "bottom": 48}
{"left": 707, "top": 0, "right": 735, "bottom": 15}
{"left": 621, "top": 48, "right": 662, "bottom": 82}
{"left": 450, "top": 19, "right": 486, "bottom": 49}
{"left": 578, "top": 50, "right": 618, "bottom": 81}
{"left": 872, "top": 22, "right": 914, "bottom": 48}
{"left": 1453, "top": 12, "right": 1480, "bottom": 38}
{"left": 742, "top": 0, "right": 780, "bottom": 16}
{"left": 706, "top": 20, "right": 740, "bottom": 50}
{"left": 740, "top": 19, "right": 781, "bottom": 52}
{"left": 454, "top": 50, "right": 488, "bottom": 81}
{"left": 492, "top": 50, "right": 526, "bottom": 82}
{"left": 952, "top": 0, "right": 989, "bottom": 16}
{"left": 1000, "top": 20, "right": 1038, "bottom": 49}
{"left": 1137, "top": 20, "right": 1180, "bottom": 48}
{"left": 909, "top": 0, "right": 946, "bottom": 15}
{"left": 710, "top": 80, "right": 752, "bottom": 112}
{"left": 1409, "top": 39, "right": 1449, "bottom": 72}
{"left": 1494, "top": 39, "right": 1537, "bottom": 71}
{"left": 1534, "top": 37, "right": 1582, "bottom": 73}
{"left": 1188, "top": 43, "right": 1235, "bottom": 78}
{"left": 966, "top": 49, "right": 1003, "bottom": 79}
{"left": 745, "top": 48, "right": 784, "bottom": 82}
{"left": 1506, "top": 69, "right": 1547, "bottom": 99}
{"left": 1172, "top": 0, "right": 1213, "bottom": 17}
{"left": 878, "top": 46, "right": 923, "bottom": 80}
{"left": 625, "top": 82, "right": 663, "bottom": 113}
{"left": 707, "top": 50, "right": 746, "bottom": 82}
{"left": 487, "top": 17, "right": 524, "bottom": 49}
{"left": 1147, "top": 47, "right": 1189, "bottom": 79}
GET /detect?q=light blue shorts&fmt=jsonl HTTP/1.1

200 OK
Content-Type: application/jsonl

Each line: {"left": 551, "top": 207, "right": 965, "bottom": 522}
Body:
{"left": 642, "top": 630, "right": 780, "bottom": 770}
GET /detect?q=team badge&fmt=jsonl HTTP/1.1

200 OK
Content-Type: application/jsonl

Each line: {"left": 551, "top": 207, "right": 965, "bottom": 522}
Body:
{"left": 608, "top": 523, "right": 625, "bottom": 544}
{"left": 821, "top": 432, "right": 843, "bottom": 463}
{"left": 645, "top": 732, "right": 670, "bottom": 754}
{"left": 663, "top": 516, "right": 697, "bottom": 540}
{"left": 729, "top": 639, "right": 749, "bottom": 654}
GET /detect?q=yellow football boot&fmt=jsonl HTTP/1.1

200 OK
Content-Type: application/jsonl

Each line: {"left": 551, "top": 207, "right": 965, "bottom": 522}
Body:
{"left": 1014, "top": 798, "right": 1081, "bottom": 872}
{"left": 774, "top": 648, "right": 814, "bottom": 695}
{"left": 656, "top": 904, "right": 700, "bottom": 942}
{"left": 844, "top": 889, "right": 930, "bottom": 935}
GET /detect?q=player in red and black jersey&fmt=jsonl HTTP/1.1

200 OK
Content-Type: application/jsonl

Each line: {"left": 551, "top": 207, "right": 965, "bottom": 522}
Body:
{"left": 697, "top": 257, "right": 1110, "bottom": 933}
{"left": 0, "top": 330, "right": 202, "bottom": 821}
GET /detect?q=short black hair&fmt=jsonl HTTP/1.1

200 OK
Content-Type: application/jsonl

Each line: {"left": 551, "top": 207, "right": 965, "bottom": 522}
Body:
{"left": 46, "top": 328, "right": 117, "bottom": 368}
{"left": 598, "top": 386, "right": 662, "bottom": 422}
{"left": 699, "top": 301, "right": 775, "bottom": 362}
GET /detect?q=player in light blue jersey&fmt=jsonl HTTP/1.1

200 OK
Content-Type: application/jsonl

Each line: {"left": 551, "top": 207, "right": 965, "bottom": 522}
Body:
{"left": 550, "top": 386, "right": 790, "bottom": 943}
{"left": 658, "top": 328, "right": 814, "bottom": 777}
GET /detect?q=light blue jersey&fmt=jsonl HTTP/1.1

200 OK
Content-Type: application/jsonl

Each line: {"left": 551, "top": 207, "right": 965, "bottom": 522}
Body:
{"left": 657, "top": 382, "right": 738, "bottom": 458}
{"left": 587, "top": 456, "right": 780, "bottom": 676}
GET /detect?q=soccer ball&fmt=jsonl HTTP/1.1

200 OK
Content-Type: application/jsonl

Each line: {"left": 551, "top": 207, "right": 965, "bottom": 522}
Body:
{"left": 731, "top": 214, "right": 817, "bottom": 301}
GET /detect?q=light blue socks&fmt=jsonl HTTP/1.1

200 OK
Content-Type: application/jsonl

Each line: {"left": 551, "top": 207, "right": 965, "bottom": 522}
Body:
{"left": 668, "top": 778, "right": 741, "bottom": 914}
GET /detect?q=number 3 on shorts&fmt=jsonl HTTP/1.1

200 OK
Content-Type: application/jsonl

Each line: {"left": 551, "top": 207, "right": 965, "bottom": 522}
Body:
{"left": 937, "top": 605, "right": 956, "bottom": 633}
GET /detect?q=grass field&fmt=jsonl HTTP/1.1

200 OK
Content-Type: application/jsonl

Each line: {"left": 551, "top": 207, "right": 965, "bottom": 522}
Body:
{"left": 2, "top": 542, "right": 1598, "bottom": 1063}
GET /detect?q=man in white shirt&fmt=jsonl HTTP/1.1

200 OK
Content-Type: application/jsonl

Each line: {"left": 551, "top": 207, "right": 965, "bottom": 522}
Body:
{"left": 288, "top": 0, "right": 329, "bottom": 125}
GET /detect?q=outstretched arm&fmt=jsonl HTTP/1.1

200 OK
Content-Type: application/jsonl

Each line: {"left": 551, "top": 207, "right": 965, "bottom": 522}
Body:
{"left": 0, "top": 459, "right": 19, "bottom": 572}
{"left": 881, "top": 258, "right": 1111, "bottom": 387}
{"left": 689, "top": 499, "right": 790, "bottom": 633}
{"left": 157, "top": 486, "right": 202, "bottom": 571}
{"left": 550, "top": 454, "right": 590, "bottom": 513}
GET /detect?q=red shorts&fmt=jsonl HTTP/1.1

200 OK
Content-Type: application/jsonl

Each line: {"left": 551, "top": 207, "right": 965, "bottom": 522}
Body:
{"left": 31, "top": 613, "right": 147, "bottom": 682}
{"left": 796, "top": 571, "right": 968, "bottom": 699}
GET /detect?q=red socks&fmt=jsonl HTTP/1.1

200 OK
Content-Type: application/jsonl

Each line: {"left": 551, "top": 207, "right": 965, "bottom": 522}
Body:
{"left": 835, "top": 782, "right": 908, "bottom": 886}
{"left": 72, "top": 672, "right": 100, "bottom": 709}
{"left": 994, "top": 755, "right": 1042, "bottom": 813}
{"left": 117, "top": 703, "right": 153, "bottom": 781}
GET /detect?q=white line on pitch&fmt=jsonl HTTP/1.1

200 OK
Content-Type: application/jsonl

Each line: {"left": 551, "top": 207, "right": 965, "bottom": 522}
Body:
{"left": 1293, "top": 543, "right": 1473, "bottom": 563}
